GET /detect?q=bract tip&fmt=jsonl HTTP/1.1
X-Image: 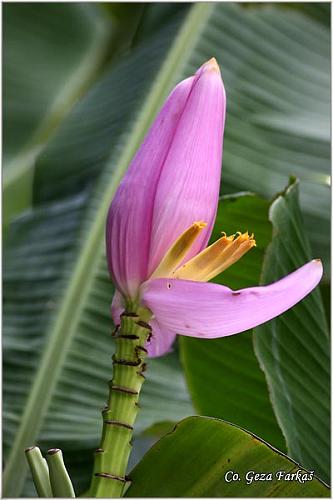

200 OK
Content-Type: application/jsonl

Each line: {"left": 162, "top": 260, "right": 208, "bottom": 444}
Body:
{"left": 205, "top": 57, "right": 220, "bottom": 73}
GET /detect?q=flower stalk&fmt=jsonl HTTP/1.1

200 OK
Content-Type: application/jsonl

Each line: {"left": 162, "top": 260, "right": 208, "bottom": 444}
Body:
{"left": 89, "top": 307, "right": 152, "bottom": 498}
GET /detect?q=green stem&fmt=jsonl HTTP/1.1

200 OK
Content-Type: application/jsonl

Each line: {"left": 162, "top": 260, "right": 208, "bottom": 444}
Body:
{"left": 46, "top": 448, "right": 76, "bottom": 497}
{"left": 25, "top": 447, "right": 53, "bottom": 498}
{"left": 89, "top": 308, "right": 152, "bottom": 498}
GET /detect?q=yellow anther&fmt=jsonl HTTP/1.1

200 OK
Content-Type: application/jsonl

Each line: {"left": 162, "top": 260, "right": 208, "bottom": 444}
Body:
{"left": 173, "top": 231, "right": 256, "bottom": 282}
{"left": 150, "top": 221, "right": 207, "bottom": 279}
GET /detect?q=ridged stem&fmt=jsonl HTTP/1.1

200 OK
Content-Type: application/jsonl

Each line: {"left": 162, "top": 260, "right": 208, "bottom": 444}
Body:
{"left": 89, "top": 308, "right": 152, "bottom": 497}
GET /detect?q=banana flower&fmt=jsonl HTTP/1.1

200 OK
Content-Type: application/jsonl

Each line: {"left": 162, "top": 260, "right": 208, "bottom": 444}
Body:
{"left": 106, "top": 58, "right": 322, "bottom": 357}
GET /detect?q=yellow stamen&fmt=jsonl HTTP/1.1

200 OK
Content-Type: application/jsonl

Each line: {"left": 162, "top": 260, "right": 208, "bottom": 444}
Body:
{"left": 173, "top": 231, "right": 256, "bottom": 282}
{"left": 150, "top": 221, "right": 207, "bottom": 279}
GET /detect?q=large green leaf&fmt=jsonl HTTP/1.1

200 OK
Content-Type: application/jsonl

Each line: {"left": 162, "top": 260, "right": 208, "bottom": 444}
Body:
{"left": 127, "top": 416, "right": 329, "bottom": 497}
{"left": 4, "top": 3, "right": 330, "bottom": 496}
{"left": 288, "top": 3, "right": 330, "bottom": 25}
{"left": 253, "top": 179, "right": 330, "bottom": 484}
{"left": 180, "top": 193, "right": 285, "bottom": 452}
{"left": 3, "top": 3, "right": 113, "bottom": 223}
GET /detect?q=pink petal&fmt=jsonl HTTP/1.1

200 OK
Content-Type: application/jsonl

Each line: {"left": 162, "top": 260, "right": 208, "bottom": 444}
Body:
{"left": 106, "top": 75, "right": 195, "bottom": 297}
{"left": 146, "top": 319, "right": 176, "bottom": 358}
{"left": 111, "top": 291, "right": 176, "bottom": 358}
{"left": 148, "top": 61, "right": 226, "bottom": 276}
{"left": 141, "top": 260, "right": 323, "bottom": 338}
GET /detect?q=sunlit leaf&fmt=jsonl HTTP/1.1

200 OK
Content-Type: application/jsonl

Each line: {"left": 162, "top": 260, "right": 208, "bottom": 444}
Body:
{"left": 127, "top": 416, "right": 329, "bottom": 497}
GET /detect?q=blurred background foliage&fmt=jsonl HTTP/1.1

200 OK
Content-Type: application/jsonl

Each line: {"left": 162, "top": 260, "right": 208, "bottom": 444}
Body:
{"left": 3, "top": 3, "right": 330, "bottom": 497}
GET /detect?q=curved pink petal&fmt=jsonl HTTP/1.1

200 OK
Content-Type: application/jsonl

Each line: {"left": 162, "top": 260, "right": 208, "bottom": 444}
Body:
{"left": 106, "top": 76, "right": 195, "bottom": 297}
{"left": 111, "top": 290, "right": 176, "bottom": 358}
{"left": 148, "top": 60, "right": 226, "bottom": 276}
{"left": 146, "top": 319, "right": 176, "bottom": 358}
{"left": 141, "top": 260, "right": 323, "bottom": 338}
